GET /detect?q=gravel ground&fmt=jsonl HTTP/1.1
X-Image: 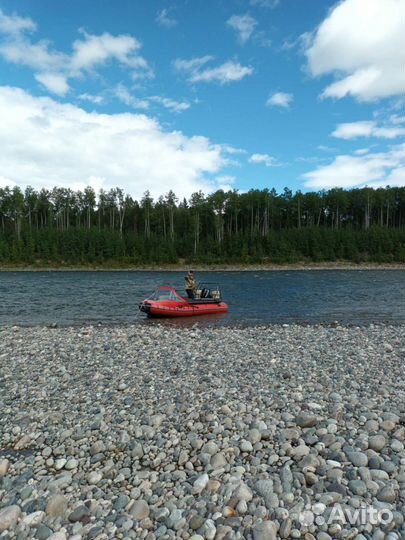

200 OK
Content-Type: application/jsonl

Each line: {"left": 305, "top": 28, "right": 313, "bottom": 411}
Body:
{"left": 0, "top": 324, "right": 404, "bottom": 540}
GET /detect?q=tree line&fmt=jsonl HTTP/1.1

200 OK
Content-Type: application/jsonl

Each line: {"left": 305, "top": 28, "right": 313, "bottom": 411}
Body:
{"left": 0, "top": 185, "right": 404, "bottom": 265}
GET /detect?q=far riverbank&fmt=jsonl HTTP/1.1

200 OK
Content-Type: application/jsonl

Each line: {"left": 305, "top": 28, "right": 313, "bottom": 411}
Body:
{"left": 0, "top": 262, "right": 404, "bottom": 272}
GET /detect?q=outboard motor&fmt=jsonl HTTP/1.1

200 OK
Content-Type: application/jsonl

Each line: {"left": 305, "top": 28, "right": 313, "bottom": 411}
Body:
{"left": 201, "top": 288, "right": 211, "bottom": 298}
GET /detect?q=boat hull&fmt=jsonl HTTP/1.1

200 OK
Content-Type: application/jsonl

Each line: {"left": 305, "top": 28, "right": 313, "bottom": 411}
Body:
{"left": 140, "top": 300, "right": 228, "bottom": 318}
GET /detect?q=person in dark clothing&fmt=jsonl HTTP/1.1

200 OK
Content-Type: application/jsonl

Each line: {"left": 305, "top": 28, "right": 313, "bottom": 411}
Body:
{"left": 185, "top": 270, "right": 196, "bottom": 298}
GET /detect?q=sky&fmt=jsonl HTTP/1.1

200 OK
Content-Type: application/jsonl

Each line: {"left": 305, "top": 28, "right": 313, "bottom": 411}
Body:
{"left": 0, "top": 0, "right": 404, "bottom": 200}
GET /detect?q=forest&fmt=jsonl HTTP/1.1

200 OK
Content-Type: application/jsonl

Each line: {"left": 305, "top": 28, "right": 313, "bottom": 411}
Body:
{"left": 0, "top": 184, "right": 404, "bottom": 266}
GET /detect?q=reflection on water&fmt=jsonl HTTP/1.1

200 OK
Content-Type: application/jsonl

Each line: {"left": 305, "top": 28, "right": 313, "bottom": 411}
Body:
{"left": 0, "top": 270, "right": 404, "bottom": 327}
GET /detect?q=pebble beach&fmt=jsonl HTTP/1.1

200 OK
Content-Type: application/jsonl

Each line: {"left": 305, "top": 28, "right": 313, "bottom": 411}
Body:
{"left": 0, "top": 324, "right": 404, "bottom": 540}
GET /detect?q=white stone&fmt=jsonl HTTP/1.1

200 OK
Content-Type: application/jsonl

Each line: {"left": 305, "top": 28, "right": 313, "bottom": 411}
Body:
{"left": 0, "top": 459, "right": 10, "bottom": 477}
{"left": 0, "top": 505, "right": 21, "bottom": 532}
{"left": 48, "top": 533, "right": 67, "bottom": 540}
{"left": 22, "top": 511, "right": 45, "bottom": 526}
{"left": 204, "top": 519, "right": 216, "bottom": 540}
{"left": 87, "top": 471, "right": 103, "bottom": 484}
{"left": 240, "top": 440, "right": 253, "bottom": 452}
{"left": 55, "top": 458, "right": 67, "bottom": 470}
{"left": 233, "top": 482, "right": 253, "bottom": 502}
{"left": 65, "top": 458, "right": 79, "bottom": 470}
{"left": 192, "top": 473, "right": 209, "bottom": 494}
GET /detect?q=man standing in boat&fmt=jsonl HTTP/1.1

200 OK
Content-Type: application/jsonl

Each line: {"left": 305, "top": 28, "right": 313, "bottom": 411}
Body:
{"left": 185, "top": 270, "right": 197, "bottom": 298}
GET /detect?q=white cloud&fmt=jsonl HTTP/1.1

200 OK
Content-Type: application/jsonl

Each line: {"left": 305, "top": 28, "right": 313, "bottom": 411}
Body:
{"left": 390, "top": 114, "right": 405, "bottom": 125}
{"left": 0, "top": 8, "right": 36, "bottom": 35}
{"left": 266, "top": 91, "right": 293, "bottom": 108}
{"left": 114, "top": 83, "right": 149, "bottom": 110}
{"left": 35, "top": 72, "right": 69, "bottom": 96}
{"left": 191, "top": 62, "right": 253, "bottom": 84}
{"left": 303, "top": 144, "right": 405, "bottom": 189}
{"left": 250, "top": 0, "right": 279, "bottom": 8}
{"left": 70, "top": 31, "right": 146, "bottom": 72}
{"left": 149, "top": 96, "right": 190, "bottom": 113}
{"left": 114, "top": 85, "right": 190, "bottom": 113}
{"left": 78, "top": 93, "right": 105, "bottom": 105}
{"left": 332, "top": 120, "right": 405, "bottom": 139}
{"left": 173, "top": 56, "right": 213, "bottom": 72}
{"left": 249, "top": 153, "right": 279, "bottom": 167}
{"left": 296, "top": 156, "right": 327, "bottom": 164}
{"left": 0, "top": 9, "right": 152, "bottom": 95}
{"left": 227, "top": 14, "right": 257, "bottom": 44}
{"left": 0, "top": 37, "right": 67, "bottom": 72}
{"left": 215, "top": 175, "right": 236, "bottom": 192}
{"left": 0, "top": 174, "right": 15, "bottom": 188}
{"left": 174, "top": 56, "right": 253, "bottom": 85}
{"left": 0, "top": 86, "right": 232, "bottom": 199}
{"left": 304, "top": 0, "right": 405, "bottom": 101}
{"left": 317, "top": 145, "right": 338, "bottom": 153}
{"left": 156, "top": 9, "right": 177, "bottom": 28}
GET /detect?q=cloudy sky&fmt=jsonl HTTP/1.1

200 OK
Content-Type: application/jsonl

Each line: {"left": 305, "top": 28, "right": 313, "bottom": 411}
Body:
{"left": 0, "top": 0, "right": 404, "bottom": 199}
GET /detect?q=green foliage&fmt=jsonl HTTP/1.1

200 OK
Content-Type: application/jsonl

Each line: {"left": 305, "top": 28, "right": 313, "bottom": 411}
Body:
{"left": 0, "top": 185, "right": 404, "bottom": 266}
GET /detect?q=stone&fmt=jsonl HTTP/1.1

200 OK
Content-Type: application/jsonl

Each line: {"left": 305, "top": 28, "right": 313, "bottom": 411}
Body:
{"left": 391, "top": 440, "right": 404, "bottom": 452}
{"left": 47, "top": 534, "right": 67, "bottom": 540}
{"left": 0, "top": 505, "right": 21, "bottom": 532}
{"left": 68, "top": 505, "right": 90, "bottom": 523}
{"left": 348, "top": 480, "right": 367, "bottom": 496}
{"left": 368, "top": 435, "right": 386, "bottom": 452}
{"left": 189, "top": 514, "right": 204, "bottom": 530}
{"left": 233, "top": 482, "right": 253, "bottom": 502}
{"left": 381, "top": 420, "right": 396, "bottom": 431}
{"left": 240, "top": 440, "right": 253, "bottom": 452}
{"left": 65, "top": 458, "right": 79, "bottom": 470}
{"left": 201, "top": 441, "right": 219, "bottom": 455}
{"left": 35, "top": 524, "right": 53, "bottom": 540}
{"left": 210, "top": 452, "right": 227, "bottom": 469}
{"left": 295, "top": 412, "right": 318, "bottom": 428}
{"left": 22, "top": 511, "right": 45, "bottom": 527}
{"left": 248, "top": 428, "right": 261, "bottom": 444}
{"left": 114, "top": 494, "right": 130, "bottom": 511}
{"left": 279, "top": 518, "right": 292, "bottom": 538}
{"left": 253, "top": 520, "right": 277, "bottom": 540}
{"left": 204, "top": 519, "right": 216, "bottom": 540}
{"left": 291, "top": 444, "right": 310, "bottom": 458}
{"left": 0, "top": 458, "right": 10, "bottom": 476}
{"left": 376, "top": 486, "right": 396, "bottom": 503}
{"left": 347, "top": 451, "right": 368, "bottom": 467}
{"left": 46, "top": 495, "right": 68, "bottom": 518}
{"left": 130, "top": 499, "right": 150, "bottom": 520}
{"left": 192, "top": 473, "right": 209, "bottom": 494}
{"left": 86, "top": 471, "right": 103, "bottom": 484}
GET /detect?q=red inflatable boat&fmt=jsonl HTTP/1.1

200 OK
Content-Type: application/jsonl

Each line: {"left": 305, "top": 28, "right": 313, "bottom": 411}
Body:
{"left": 139, "top": 284, "right": 228, "bottom": 318}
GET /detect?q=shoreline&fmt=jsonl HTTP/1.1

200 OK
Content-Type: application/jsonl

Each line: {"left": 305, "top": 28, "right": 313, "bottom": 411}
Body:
{"left": 0, "top": 262, "right": 404, "bottom": 272}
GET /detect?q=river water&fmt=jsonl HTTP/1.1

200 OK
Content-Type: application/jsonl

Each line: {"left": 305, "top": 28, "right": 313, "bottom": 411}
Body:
{"left": 0, "top": 270, "right": 403, "bottom": 327}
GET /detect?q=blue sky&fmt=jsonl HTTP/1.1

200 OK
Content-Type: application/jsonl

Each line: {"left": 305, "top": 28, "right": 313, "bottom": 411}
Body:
{"left": 0, "top": 0, "right": 404, "bottom": 199}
